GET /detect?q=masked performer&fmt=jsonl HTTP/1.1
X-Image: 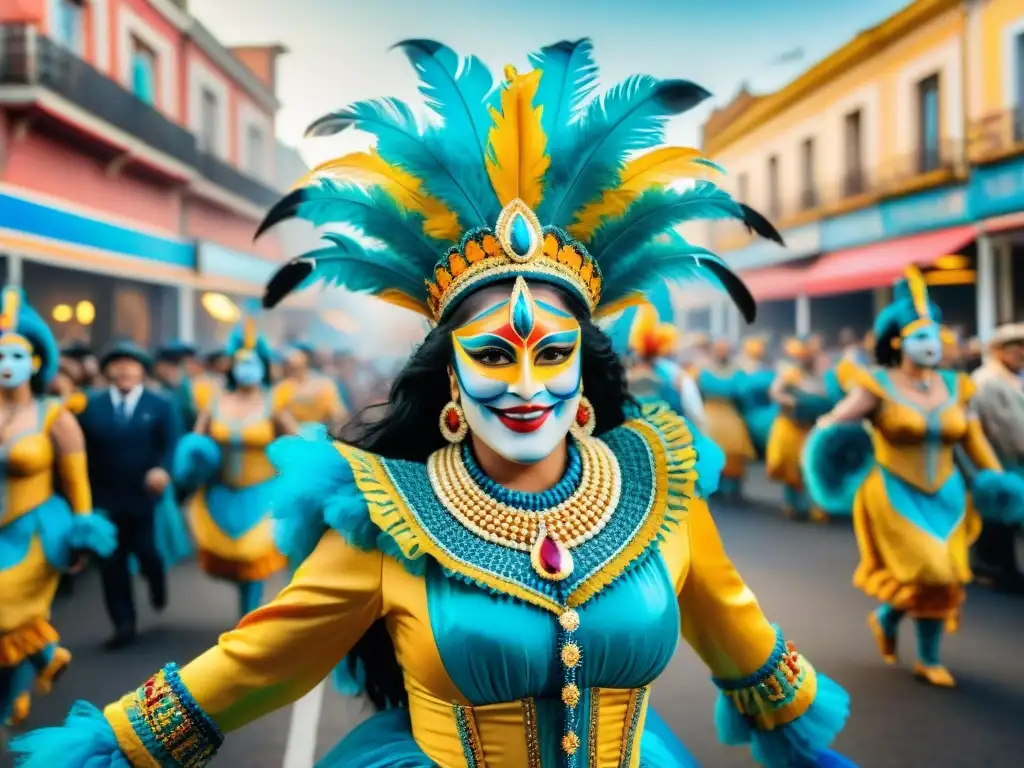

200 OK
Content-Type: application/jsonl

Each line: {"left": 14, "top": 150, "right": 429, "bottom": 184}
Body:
{"left": 696, "top": 339, "right": 755, "bottom": 498}
{"left": 171, "top": 321, "right": 299, "bottom": 618}
{"left": 12, "top": 40, "right": 855, "bottom": 768}
{"left": 767, "top": 337, "right": 833, "bottom": 521}
{"left": 808, "top": 268, "right": 1024, "bottom": 687}
{"left": 274, "top": 342, "right": 348, "bottom": 428}
{"left": 737, "top": 337, "right": 778, "bottom": 460}
{"left": 0, "top": 288, "right": 116, "bottom": 725}
{"left": 624, "top": 302, "right": 706, "bottom": 432}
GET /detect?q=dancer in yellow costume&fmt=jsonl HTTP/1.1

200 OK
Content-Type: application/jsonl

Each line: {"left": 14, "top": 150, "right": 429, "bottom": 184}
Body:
{"left": 171, "top": 319, "right": 298, "bottom": 618}
{"left": 273, "top": 341, "right": 348, "bottom": 428}
{"left": 809, "top": 267, "right": 1024, "bottom": 687}
{"left": 0, "top": 287, "right": 116, "bottom": 726}
{"left": 12, "top": 39, "right": 857, "bottom": 768}
{"left": 736, "top": 337, "right": 778, "bottom": 459}
{"left": 695, "top": 338, "right": 755, "bottom": 498}
{"left": 766, "top": 337, "right": 832, "bottom": 521}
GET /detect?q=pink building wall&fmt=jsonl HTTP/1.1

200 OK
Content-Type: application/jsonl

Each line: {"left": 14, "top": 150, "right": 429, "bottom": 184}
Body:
{"left": 185, "top": 199, "right": 280, "bottom": 260}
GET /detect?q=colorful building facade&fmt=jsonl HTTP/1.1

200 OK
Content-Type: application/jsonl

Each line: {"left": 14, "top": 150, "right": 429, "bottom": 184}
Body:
{"left": 695, "top": 0, "right": 1024, "bottom": 344}
{"left": 0, "top": 0, "right": 288, "bottom": 351}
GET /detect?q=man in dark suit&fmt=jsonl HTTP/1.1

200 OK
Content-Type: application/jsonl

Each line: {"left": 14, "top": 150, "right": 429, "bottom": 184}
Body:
{"left": 77, "top": 341, "right": 177, "bottom": 649}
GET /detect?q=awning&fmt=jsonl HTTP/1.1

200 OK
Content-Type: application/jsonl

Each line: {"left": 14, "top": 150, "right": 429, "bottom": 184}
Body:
{"left": 802, "top": 225, "right": 976, "bottom": 297}
{"left": 739, "top": 266, "right": 808, "bottom": 302}
{"left": 980, "top": 210, "right": 1024, "bottom": 233}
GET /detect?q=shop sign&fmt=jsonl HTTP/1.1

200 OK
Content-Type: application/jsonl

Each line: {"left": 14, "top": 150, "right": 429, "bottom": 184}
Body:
{"left": 197, "top": 241, "right": 277, "bottom": 284}
{"left": 723, "top": 222, "right": 820, "bottom": 271}
{"left": 881, "top": 185, "right": 969, "bottom": 238}
{"left": 968, "top": 155, "right": 1024, "bottom": 220}
{"left": 820, "top": 206, "right": 884, "bottom": 251}
{"left": 0, "top": 190, "right": 194, "bottom": 267}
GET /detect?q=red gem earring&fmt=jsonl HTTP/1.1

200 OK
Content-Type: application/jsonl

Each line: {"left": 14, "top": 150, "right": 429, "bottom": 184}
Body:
{"left": 572, "top": 395, "right": 596, "bottom": 438}
{"left": 439, "top": 400, "right": 468, "bottom": 444}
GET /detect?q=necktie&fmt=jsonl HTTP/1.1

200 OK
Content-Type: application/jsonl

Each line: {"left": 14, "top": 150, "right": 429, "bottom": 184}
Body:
{"left": 115, "top": 397, "right": 128, "bottom": 424}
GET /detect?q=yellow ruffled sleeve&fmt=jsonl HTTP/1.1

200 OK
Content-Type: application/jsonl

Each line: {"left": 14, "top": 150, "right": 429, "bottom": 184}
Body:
{"left": 102, "top": 530, "right": 383, "bottom": 763}
{"left": 958, "top": 372, "right": 1002, "bottom": 471}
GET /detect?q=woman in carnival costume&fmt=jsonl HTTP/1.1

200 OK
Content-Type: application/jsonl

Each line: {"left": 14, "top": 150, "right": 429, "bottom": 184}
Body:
{"left": 624, "top": 301, "right": 706, "bottom": 431}
{"left": 11, "top": 39, "right": 855, "bottom": 768}
{"left": 766, "top": 337, "right": 833, "bottom": 522}
{"left": 807, "top": 267, "right": 1024, "bottom": 687}
{"left": 736, "top": 337, "right": 778, "bottom": 459}
{"left": 0, "top": 287, "right": 117, "bottom": 726}
{"left": 171, "top": 319, "right": 298, "bottom": 618}
{"left": 695, "top": 338, "right": 756, "bottom": 498}
{"left": 274, "top": 341, "right": 349, "bottom": 428}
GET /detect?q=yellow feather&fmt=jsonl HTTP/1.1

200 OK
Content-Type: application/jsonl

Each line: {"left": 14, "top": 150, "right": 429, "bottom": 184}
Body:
{"left": 594, "top": 292, "right": 648, "bottom": 320}
{"left": 903, "top": 265, "right": 931, "bottom": 319}
{"left": 296, "top": 150, "right": 461, "bottom": 242}
{"left": 0, "top": 287, "right": 20, "bottom": 333}
{"left": 378, "top": 289, "right": 431, "bottom": 318}
{"left": 243, "top": 317, "right": 257, "bottom": 351}
{"left": 485, "top": 69, "right": 550, "bottom": 209}
{"left": 628, "top": 303, "right": 658, "bottom": 351}
{"left": 569, "top": 147, "right": 718, "bottom": 240}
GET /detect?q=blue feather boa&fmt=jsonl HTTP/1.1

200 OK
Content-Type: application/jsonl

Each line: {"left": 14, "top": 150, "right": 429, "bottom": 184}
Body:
{"left": 802, "top": 422, "right": 875, "bottom": 515}
{"left": 971, "top": 469, "right": 1024, "bottom": 525}
{"left": 8, "top": 701, "right": 131, "bottom": 767}
{"left": 171, "top": 433, "right": 221, "bottom": 497}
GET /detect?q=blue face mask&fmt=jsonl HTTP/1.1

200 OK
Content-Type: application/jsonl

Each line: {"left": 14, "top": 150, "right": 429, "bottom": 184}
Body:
{"left": 0, "top": 341, "right": 35, "bottom": 390}
{"left": 232, "top": 354, "right": 265, "bottom": 388}
{"left": 902, "top": 322, "right": 943, "bottom": 369}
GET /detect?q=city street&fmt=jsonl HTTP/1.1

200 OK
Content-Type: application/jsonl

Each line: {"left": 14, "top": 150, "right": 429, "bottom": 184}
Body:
{"left": 5, "top": 488, "right": 1022, "bottom": 768}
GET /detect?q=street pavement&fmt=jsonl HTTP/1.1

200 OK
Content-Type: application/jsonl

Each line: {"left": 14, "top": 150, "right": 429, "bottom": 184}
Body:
{"left": 4, "top": 478, "right": 1023, "bottom": 768}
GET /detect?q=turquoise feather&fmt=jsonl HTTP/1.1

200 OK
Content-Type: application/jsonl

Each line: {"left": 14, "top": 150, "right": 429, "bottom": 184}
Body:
{"left": 590, "top": 182, "right": 744, "bottom": 260}
{"left": 297, "top": 233, "right": 427, "bottom": 300}
{"left": 538, "top": 75, "right": 711, "bottom": 227}
{"left": 292, "top": 181, "right": 442, "bottom": 271}
{"left": 527, "top": 39, "right": 598, "bottom": 153}
{"left": 601, "top": 239, "right": 725, "bottom": 306}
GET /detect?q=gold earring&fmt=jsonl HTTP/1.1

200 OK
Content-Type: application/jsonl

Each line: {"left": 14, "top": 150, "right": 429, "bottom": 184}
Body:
{"left": 571, "top": 395, "right": 596, "bottom": 438}
{"left": 439, "top": 400, "right": 468, "bottom": 444}
{"left": 31, "top": 355, "right": 41, "bottom": 373}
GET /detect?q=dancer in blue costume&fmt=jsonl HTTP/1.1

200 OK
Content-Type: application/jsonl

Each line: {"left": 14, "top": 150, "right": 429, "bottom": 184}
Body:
{"left": 736, "top": 337, "right": 778, "bottom": 459}
{"left": 11, "top": 39, "right": 855, "bottom": 767}
{"left": 172, "top": 320, "right": 298, "bottom": 618}
{"left": 809, "top": 267, "right": 1024, "bottom": 687}
{"left": 0, "top": 287, "right": 116, "bottom": 726}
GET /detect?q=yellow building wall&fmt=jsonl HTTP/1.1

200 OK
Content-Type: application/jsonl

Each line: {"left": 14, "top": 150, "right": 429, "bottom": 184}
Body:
{"left": 970, "top": 0, "right": 1024, "bottom": 159}
{"left": 706, "top": 0, "right": 963, "bottom": 253}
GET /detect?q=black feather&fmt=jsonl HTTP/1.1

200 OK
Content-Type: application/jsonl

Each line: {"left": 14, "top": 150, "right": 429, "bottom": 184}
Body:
{"left": 255, "top": 189, "right": 308, "bottom": 239}
{"left": 705, "top": 260, "right": 757, "bottom": 324}
{"left": 655, "top": 80, "right": 712, "bottom": 113}
{"left": 263, "top": 259, "right": 314, "bottom": 309}
{"left": 740, "top": 204, "right": 785, "bottom": 245}
{"left": 305, "top": 109, "right": 358, "bottom": 138}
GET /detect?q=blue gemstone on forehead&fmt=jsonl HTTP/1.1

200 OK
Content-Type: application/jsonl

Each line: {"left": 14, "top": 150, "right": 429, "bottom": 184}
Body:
{"left": 511, "top": 284, "right": 535, "bottom": 340}
{"left": 509, "top": 214, "right": 533, "bottom": 257}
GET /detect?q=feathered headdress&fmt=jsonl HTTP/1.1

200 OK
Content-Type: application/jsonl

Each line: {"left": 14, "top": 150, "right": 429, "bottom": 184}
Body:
{"left": 260, "top": 39, "right": 783, "bottom": 325}
{"left": 628, "top": 301, "right": 679, "bottom": 359}
{"left": 874, "top": 266, "right": 943, "bottom": 342}
{"left": 0, "top": 286, "right": 59, "bottom": 389}
{"left": 225, "top": 317, "right": 273, "bottom": 363}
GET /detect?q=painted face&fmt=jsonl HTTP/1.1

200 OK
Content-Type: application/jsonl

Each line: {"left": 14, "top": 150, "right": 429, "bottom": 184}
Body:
{"left": 902, "top": 321, "right": 943, "bottom": 369}
{"left": 0, "top": 338, "right": 34, "bottom": 389}
{"left": 232, "top": 351, "right": 266, "bottom": 388}
{"left": 452, "top": 279, "right": 582, "bottom": 465}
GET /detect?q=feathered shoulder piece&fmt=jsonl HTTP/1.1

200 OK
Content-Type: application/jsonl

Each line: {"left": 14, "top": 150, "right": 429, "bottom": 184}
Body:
{"left": 260, "top": 39, "right": 783, "bottom": 324}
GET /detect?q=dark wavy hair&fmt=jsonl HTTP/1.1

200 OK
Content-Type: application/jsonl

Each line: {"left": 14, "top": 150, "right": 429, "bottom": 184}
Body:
{"left": 334, "top": 282, "right": 634, "bottom": 710}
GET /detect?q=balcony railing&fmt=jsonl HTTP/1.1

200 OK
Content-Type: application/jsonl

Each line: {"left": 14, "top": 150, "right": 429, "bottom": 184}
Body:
{"left": 799, "top": 187, "right": 819, "bottom": 210}
{"left": 0, "top": 24, "right": 198, "bottom": 167}
{"left": 196, "top": 152, "right": 280, "bottom": 208}
{"left": 878, "top": 139, "right": 965, "bottom": 192}
{"left": 0, "top": 24, "right": 281, "bottom": 208}
{"left": 842, "top": 168, "right": 867, "bottom": 198}
{"left": 969, "top": 106, "right": 1024, "bottom": 162}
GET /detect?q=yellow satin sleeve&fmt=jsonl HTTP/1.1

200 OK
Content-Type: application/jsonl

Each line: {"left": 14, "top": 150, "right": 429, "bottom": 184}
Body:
{"left": 271, "top": 380, "right": 293, "bottom": 414}
{"left": 104, "top": 530, "right": 384, "bottom": 761}
{"left": 322, "top": 381, "right": 347, "bottom": 421}
{"left": 957, "top": 374, "right": 1002, "bottom": 471}
{"left": 57, "top": 451, "right": 92, "bottom": 514}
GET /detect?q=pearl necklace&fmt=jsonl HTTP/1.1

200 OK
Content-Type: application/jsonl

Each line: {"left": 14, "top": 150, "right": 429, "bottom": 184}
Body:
{"left": 427, "top": 436, "right": 622, "bottom": 553}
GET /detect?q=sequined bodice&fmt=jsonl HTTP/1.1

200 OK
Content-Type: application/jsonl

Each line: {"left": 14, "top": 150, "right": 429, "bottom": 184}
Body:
{"left": 208, "top": 396, "right": 275, "bottom": 487}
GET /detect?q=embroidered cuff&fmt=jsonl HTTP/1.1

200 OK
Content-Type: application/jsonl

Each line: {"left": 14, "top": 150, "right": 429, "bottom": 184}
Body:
{"left": 712, "top": 625, "right": 816, "bottom": 731}
{"left": 120, "top": 663, "right": 223, "bottom": 767}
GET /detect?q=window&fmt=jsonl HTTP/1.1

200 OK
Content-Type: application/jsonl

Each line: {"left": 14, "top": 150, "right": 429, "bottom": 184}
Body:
{"left": 843, "top": 110, "right": 864, "bottom": 196}
{"left": 199, "top": 88, "right": 220, "bottom": 154}
{"left": 131, "top": 39, "right": 157, "bottom": 106}
{"left": 800, "top": 138, "right": 816, "bottom": 209}
{"left": 245, "top": 124, "right": 265, "bottom": 177}
{"left": 736, "top": 173, "right": 749, "bottom": 204}
{"left": 766, "top": 155, "right": 780, "bottom": 219}
{"left": 916, "top": 74, "right": 941, "bottom": 173}
{"left": 49, "top": 0, "right": 83, "bottom": 54}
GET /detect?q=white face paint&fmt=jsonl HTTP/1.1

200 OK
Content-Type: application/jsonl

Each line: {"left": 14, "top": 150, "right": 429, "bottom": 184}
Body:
{"left": 902, "top": 322, "right": 943, "bottom": 369}
{"left": 451, "top": 279, "right": 583, "bottom": 465}
{"left": 232, "top": 352, "right": 266, "bottom": 388}
{"left": 0, "top": 338, "right": 34, "bottom": 389}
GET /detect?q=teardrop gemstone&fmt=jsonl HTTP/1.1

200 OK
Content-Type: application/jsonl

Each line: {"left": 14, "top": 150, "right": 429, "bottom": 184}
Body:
{"left": 509, "top": 213, "right": 533, "bottom": 257}
{"left": 539, "top": 535, "right": 563, "bottom": 574}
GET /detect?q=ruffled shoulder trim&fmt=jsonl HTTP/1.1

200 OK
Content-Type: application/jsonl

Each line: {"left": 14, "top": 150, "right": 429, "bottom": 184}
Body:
{"left": 837, "top": 361, "right": 888, "bottom": 400}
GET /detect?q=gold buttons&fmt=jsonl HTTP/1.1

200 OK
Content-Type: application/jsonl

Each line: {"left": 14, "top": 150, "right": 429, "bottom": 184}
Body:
{"left": 561, "top": 731, "right": 581, "bottom": 755}
{"left": 561, "top": 683, "right": 581, "bottom": 708}
{"left": 561, "top": 643, "right": 581, "bottom": 669}
{"left": 559, "top": 609, "right": 580, "bottom": 632}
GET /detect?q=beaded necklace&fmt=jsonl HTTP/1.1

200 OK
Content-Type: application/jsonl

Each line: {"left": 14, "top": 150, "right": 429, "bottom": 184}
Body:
{"left": 427, "top": 435, "right": 622, "bottom": 581}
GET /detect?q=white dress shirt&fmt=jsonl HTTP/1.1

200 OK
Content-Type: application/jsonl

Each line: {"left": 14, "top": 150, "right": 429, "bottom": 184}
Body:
{"left": 110, "top": 384, "right": 144, "bottom": 421}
